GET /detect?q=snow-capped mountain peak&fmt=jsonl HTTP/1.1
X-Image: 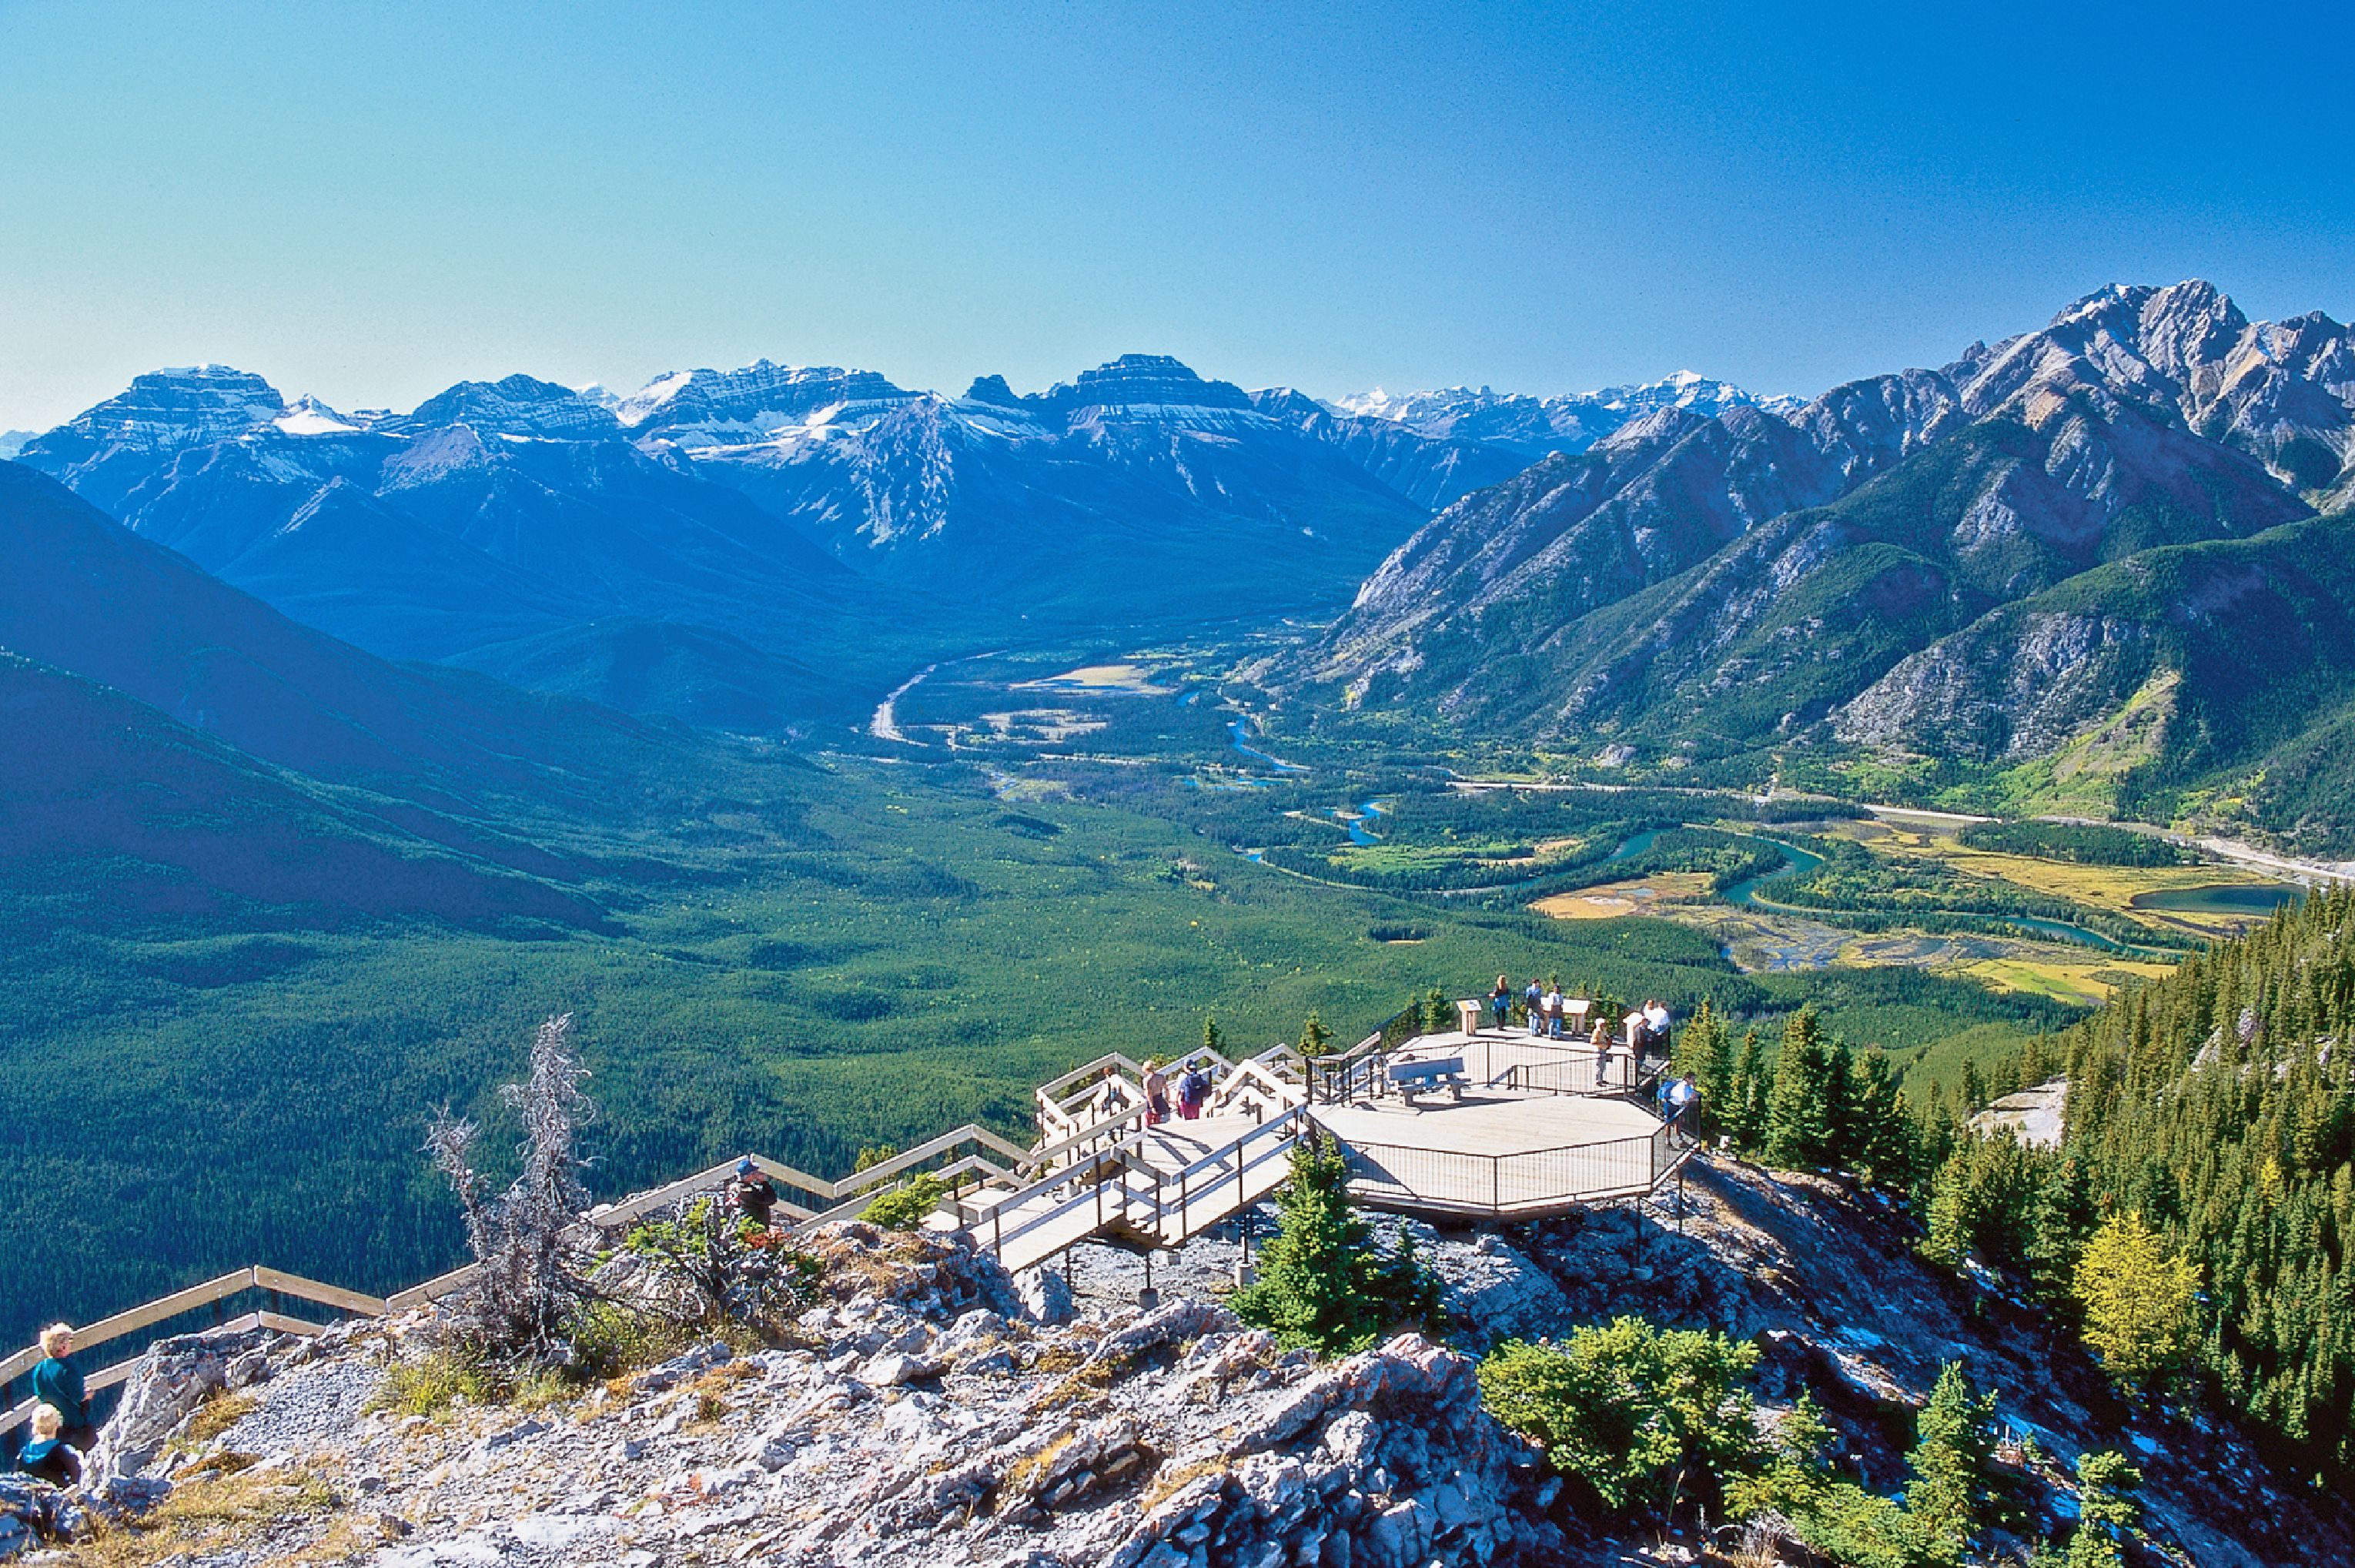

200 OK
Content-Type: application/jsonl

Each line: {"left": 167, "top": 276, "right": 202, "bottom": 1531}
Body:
{"left": 1330, "top": 372, "right": 1779, "bottom": 459}
{"left": 273, "top": 396, "right": 361, "bottom": 436}
{"left": 30, "top": 365, "right": 288, "bottom": 457}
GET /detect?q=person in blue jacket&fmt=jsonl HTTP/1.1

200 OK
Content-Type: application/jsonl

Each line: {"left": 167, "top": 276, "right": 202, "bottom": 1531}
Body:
{"left": 15, "top": 1403, "right": 81, "bottom": 1489}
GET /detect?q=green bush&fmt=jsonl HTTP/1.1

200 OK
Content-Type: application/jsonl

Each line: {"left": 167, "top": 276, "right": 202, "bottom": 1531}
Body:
{"left": 564, "top": 1300, "right": 698, "bottom": 1381}
{"left": 1477, "top": 1318, "right": 1762, "bottom": 1519}
{"left": 862, "top": 1172, "right": 948, "bottom": 1231}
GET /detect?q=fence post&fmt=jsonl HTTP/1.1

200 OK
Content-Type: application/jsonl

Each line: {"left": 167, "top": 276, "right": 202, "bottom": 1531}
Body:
{"left": 1491, "top": 1155, "right": 1500, "bottom": 1212}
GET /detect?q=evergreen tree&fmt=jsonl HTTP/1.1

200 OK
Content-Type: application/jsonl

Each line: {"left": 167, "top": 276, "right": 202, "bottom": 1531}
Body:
{"left": 1231, "top": 1132, "right": 1443, "bottom": 1353}
{"left": 1846, "top": 1048, "right": 1917, "bottom": 1189}
{"left": 1203, "top": 1015, "right": 1225, "bottom": 1055}
{"left": 2072, "top": 1211, "right": 2199, "bottom": 1391}
{"left": 1765, "top": 1009, "right": 1835, "bottom": 1168}
{"left": 1727, "top": 1030, "right": 1771, "bottom": 1153}
{"left": 1299, "top": 1011, "right": 1333, "bottom": 1057}
{"left": 1422, "top": 986, "right": 1452, "bottom": 1035}
{"left": 2029, "top": 1154, "right": 2099, "bottom": 1305}
{"left": 1905, "top": 1360, "right": 2001, "bottom": 1565}
{"left": 2064, "top": 1450, "right": 2142, "bottom": 1568}
{"left": 1960, "top": 1058, "right": 1988, "bottom": 1114}
{"left": 1669, "top": 1000, "right": 1732, "bottom": 1136}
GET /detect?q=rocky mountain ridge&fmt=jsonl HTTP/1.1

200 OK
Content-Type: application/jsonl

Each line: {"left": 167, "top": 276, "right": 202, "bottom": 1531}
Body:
{"left": 1281, "top": 281, "right": 2355, "bottom": 844}
{"left": 7, "top": 1153, "right": 2340, "bottom": 1566}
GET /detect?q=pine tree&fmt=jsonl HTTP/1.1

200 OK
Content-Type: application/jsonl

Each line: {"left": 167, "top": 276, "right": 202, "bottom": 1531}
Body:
{"left": 2072, "top": 1211, "right": 2199, "bottom": 1391}
{"left": 1203, "top": 1015, "right": 1225, "bottom": 1055}
{"left": 1230, "top": 1132, "right": 1443, "bottom": 1353}
{"left": 1727, "top": 1030, "right": 1771, "bottom": 1153}
{"left": 1765, "top": 1009, "right": 1835, "bottom": 1168}
{"left": 1846, "top": 1048, "right": 1916, "bottom": 1189}
{"left": 2064, "top": 1450, "right": 2142, "bottom": 1568}
{"left": 1670, "top": 1000, "right": 1731, "bottom": 1136}
{"left": 1905, "top": 1360, "right": 2000, "bottom": 1564}
{"left": 1960, "top": 1057, "right": 1987, "bottom": 1115}
{"left": 1299, "top": 1011, "right": 1333, "bottom": 1057}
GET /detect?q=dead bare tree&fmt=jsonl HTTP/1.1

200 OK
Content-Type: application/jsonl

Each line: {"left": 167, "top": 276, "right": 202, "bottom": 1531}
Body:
{"left": 427, "top": 1013, "right": 597, "bottom": 1357}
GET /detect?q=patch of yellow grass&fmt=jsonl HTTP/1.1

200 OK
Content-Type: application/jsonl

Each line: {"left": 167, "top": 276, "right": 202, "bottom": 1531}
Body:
{"left": 1960, "top": 957, "right": 2176, "bottom": 1006}
{"left": 1852, "top": 817, "right": 2284, "bottom": 938}
{"left": 168, "top": 1391, "right": 257, "bottom": 1453}
{"left": 58, "top": 1465, "right": 341, "bottom": 1568}
{"left": 1531, "top": 872, "right": 1714, "bottom": 921}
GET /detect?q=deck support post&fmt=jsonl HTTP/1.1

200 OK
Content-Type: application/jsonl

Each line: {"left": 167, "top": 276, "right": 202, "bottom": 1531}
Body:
{"left": 1139, "top": 1249, "right": 1158, "bottom": 1311}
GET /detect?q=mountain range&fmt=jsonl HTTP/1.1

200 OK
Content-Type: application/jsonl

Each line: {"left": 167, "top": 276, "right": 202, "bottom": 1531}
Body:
{"left": 1278, "top": 281, "right": 2355, "bottom": 846}
{"left": 17, "top": 279, "right": 2355, "bottom": 846}
{"left": 12, "top": 356, "right": 1743, "bottom": 734}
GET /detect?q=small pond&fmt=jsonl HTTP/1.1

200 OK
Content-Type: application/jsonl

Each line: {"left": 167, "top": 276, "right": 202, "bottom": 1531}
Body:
{"left": 2128, "top": 883, "right": 2303, "bottom": 916}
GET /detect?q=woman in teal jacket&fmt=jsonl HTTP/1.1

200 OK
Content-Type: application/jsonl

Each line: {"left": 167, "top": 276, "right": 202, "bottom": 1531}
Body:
{"left": 30, "top": 1324, "right": 92, "bottom": 1450}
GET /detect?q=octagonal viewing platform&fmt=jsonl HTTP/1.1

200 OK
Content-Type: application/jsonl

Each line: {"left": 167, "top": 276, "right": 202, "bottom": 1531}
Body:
{"left": 962, "top": 1003, "right": 1698, "bottom": 1272}
{"left": 1305, "top": 1018, "right": 1689, "bottom": 1219}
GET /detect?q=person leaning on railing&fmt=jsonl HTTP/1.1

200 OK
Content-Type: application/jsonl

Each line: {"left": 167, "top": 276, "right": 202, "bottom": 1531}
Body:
{"left": 31, "top": 1324, "right": 94, "bottom": 1453}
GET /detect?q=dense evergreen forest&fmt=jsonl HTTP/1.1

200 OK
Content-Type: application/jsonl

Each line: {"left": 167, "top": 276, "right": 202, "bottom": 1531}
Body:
{"left": 1678, "top": 891, "right": 2355, "bottom": 1480}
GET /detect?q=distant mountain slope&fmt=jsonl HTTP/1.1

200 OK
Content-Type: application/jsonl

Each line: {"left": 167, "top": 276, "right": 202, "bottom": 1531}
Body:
{"left": 0, "top": 650, "right": 602, "bottom": 929}
{"left": 1282, "top": 283, "right": 2355, "bottom": 837}
{"left": 17, "top": 375, "right": 868, "bottom": 727}
{"left": 1477, "top": 419, "right": 2300, "bottom": 743}
{"left": 1835, "top": 508, "right": 2355, "bottom": 814}
{"left": 0, "top": 460, "right": 667, "bottom": 806}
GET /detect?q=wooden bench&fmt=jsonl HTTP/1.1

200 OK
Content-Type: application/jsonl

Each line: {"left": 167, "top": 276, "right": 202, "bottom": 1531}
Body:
{"left": 1388, "top": 1055, "right": 1467, "bottom": 1105}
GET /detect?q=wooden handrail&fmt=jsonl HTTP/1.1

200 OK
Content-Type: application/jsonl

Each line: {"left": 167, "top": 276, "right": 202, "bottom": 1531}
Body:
{"left": 252, "top": 1267, "right": 387, "bottom": 1318}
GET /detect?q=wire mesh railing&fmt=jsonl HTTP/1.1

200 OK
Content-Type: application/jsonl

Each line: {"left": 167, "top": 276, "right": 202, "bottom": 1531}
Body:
{"left": 1338, "top": 1116, "right": 1696, "bottom": 1218}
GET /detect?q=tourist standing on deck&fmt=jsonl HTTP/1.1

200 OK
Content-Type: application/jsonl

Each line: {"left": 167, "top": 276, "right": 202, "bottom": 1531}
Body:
{"left": 1142, "top": 1060, "right": 1170, "bottom": 1126}
{"left": 31, "top": 1325, "right": 92, "bottom": 1453}
{"left": 1522, "top": 978, "right": 1544, "bottom": 1034}
{"left": 1544, "top": 983, "right": 1567, "bottom": 1039}
{"left": 1488, "top": 975, "right": 1512, "bottom": 1031}
{"left": 1642, "top": 998, "right": 1673, "bottom": 1053}
{"left": 1176, "top": 1064, "right": 1207, "bottom": 1121}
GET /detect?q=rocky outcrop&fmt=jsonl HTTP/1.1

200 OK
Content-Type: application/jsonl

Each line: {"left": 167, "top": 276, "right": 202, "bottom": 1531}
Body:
{"left": 28, "top": 1166, "right": 2354, "bottom": 1566}
{"left": 69, "top": 1222, "right": 1561, "bottom": 1567}
{"left": 89, "top": 1323, "right": 283, "bottom": 1488}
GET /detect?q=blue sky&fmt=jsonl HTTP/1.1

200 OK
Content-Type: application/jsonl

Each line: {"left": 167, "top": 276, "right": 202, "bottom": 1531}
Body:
{"left": 2, "top": 0, "right": 2350, "bottom": 430}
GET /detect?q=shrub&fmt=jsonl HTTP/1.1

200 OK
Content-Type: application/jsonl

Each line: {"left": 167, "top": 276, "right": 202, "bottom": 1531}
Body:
{"left": 564, "top": 1300, "right": 698, "bottom": 1381}
{"left": 619, "top": 1196, "right": 826, "bottom": 1332}
{"left": 1477, "top": 1318, "right": 1762, "bottom": 1520}
{"left": 863, "top": 1172, "right": 948, "bottom": 1231}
